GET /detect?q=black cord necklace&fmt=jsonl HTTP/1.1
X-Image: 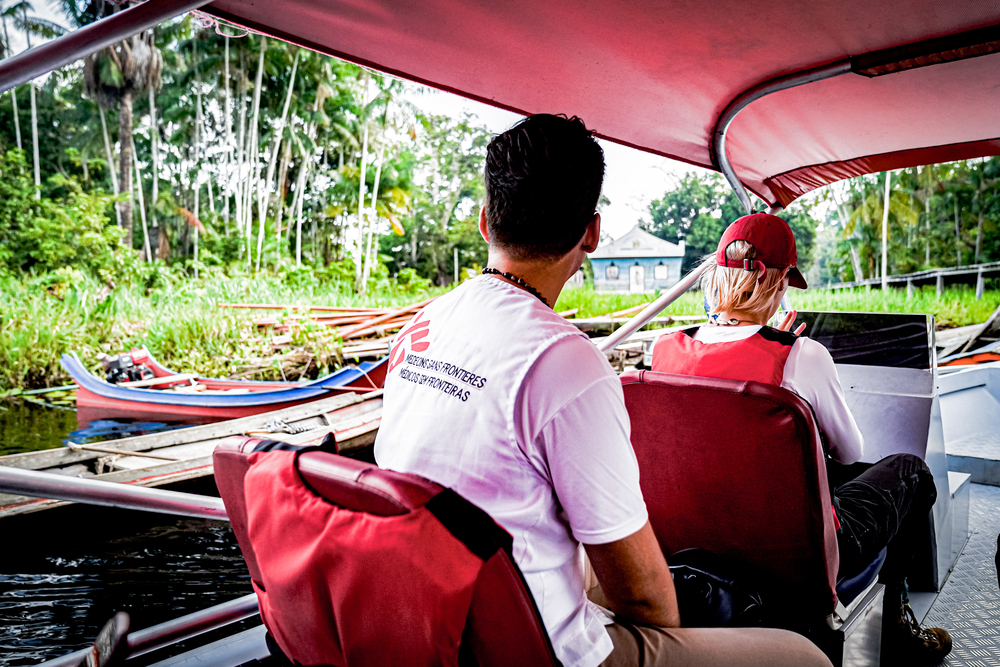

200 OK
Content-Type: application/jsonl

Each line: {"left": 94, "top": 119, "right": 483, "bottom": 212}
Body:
{"left": 482, "top": 267, "right": 549, "bottom": 306}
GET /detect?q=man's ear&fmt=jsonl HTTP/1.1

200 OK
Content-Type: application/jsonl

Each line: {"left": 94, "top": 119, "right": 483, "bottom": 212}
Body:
{"left": 479, "top": 205, "right": 490, "bottom": 243}
{"left": 582, "top": 213, "right": 601, "bottom": 251}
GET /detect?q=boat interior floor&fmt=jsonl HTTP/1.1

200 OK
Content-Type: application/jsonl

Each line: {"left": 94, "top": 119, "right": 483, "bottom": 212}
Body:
{"left": 922, "top": 483, "right": 1000, "bottom": 667}
{"left": 147, "top": 484, "right": 1000, "bottom": 667}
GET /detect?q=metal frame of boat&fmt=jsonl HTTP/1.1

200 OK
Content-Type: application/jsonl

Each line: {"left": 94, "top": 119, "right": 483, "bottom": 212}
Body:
{"left": 61, "top": 352, "right": 387, "bottom": 419}
{"left": 0, "top": 389, "right": 383, "bottom": 519}
{"left": 1, "top": 0, "right": 999, "bottom": 665}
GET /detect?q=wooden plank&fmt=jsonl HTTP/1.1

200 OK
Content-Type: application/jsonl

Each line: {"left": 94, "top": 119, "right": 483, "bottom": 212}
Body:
{"left": 338, "top": 297, "right": 436, "bottom": 340}
{"left": 0, "top": 391, "right": 379, "bottom": 471}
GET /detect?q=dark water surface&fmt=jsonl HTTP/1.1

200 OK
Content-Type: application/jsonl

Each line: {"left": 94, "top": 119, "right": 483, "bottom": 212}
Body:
{"left": 0, "top": 403, "right": 252, "bottom": 666}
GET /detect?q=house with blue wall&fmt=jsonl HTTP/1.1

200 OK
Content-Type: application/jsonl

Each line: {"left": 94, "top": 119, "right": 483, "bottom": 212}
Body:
{"left": 589, "top": 225, "right": 685, "bottom": 293}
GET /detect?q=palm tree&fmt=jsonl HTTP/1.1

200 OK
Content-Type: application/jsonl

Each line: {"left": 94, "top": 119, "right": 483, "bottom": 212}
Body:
{"left": 6, "top": 1, "right": 66, "bottom": 197}
{"left": 56, "top": 0, "right": 162, "bottom": 247}
{"left": 0, "top": 5, "right": 21, "bottom": 150}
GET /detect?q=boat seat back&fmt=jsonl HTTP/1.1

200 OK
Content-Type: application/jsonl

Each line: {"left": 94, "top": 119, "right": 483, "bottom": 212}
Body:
{"left": 620, "top": 370, "right": 840, "bottom": 616}
{"left": 212, "top": 439, "right": 560, "bottom": 667}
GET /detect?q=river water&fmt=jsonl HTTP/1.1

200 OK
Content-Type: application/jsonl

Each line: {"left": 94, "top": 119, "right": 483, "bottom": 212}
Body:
{"left": 0, "top": 402, "right": 252, "bottom": 667}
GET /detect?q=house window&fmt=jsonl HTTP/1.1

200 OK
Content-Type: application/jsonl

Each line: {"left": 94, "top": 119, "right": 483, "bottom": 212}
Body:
{"left": 654, "top": 262, "right": 668, "bottom": 280}
{"left": 606, "top": 263, "right": 619, "bottom": 280}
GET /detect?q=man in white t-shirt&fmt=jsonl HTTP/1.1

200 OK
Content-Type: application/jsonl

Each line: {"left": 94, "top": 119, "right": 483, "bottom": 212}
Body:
{"left": 375, "top": 115, "right": 831, "bottom": 667}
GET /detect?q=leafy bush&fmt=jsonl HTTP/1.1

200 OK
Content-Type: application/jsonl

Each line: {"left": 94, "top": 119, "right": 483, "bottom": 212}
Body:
{"left": 0, "top": 150, "right": 129, "bottom": 278}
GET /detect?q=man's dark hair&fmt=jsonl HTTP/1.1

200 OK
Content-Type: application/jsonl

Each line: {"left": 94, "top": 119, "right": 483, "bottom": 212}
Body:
{"left": 484, "top": 114, "right": 605, "bottom": 259}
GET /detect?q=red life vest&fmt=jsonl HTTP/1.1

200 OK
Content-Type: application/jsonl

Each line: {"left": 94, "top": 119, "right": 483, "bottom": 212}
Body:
{"left": 651, "top": 326, "right": 797, "bottom": 385}
{"left": 651, "top": 326, "right": 842, "bottom": 531}
{"left": 244, "top": 450, "right": 492, "bottom": 667}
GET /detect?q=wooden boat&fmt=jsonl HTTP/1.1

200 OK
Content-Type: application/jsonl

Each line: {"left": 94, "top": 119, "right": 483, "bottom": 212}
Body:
{"left": 61, "top": 348, "right": 387, "bottom": 420}
{"left": 2, "top": 0, "right": 999, "bottom": 666}
{"left": 0, "top": 390, "right": 383, "bottom": 520}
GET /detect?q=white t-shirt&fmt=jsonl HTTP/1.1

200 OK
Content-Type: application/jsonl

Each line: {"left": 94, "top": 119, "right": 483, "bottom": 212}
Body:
{"left": 692, "top": 325, "right": 864, "bottom": 464}
{"left": 375, "top": 276, "right": 648, "bottom": 667}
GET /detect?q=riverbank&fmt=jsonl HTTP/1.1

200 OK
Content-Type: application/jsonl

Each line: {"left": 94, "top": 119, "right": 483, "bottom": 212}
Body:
{"left": 2, "top": 270, "right": 997, "bottom": 391}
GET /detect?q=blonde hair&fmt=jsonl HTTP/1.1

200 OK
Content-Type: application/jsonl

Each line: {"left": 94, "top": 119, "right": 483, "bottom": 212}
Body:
{"left": 701, "top": 240, "right": 787, "bottom": 322}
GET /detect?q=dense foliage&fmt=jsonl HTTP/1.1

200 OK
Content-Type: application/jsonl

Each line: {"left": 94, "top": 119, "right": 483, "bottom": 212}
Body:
{"left": 641, "top": 173, "right": 818, "bottom": 274}
{"left": 0, "top": 8, "right": 495, "bottom": 288}
{"left": 825, "top": 161, "right": 1000, "bottom": 283}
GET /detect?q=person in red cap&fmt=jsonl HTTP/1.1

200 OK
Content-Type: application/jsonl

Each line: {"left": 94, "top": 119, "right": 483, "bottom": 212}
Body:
{"left": 652, "top": 212, "right": 952, "bottom": 666}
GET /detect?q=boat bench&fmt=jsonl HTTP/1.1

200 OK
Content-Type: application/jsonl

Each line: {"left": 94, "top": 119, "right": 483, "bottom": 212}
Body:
{"left": 621, "top": 370, "right": 885, "bottom": 667}
{"left": 213, "top": 438, "right": 559, "bottom": 667}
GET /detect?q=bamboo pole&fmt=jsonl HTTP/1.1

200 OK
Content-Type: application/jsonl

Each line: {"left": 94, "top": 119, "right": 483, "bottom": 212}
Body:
{"left": 337, "top": 297, "right": 437, "bottom": 340}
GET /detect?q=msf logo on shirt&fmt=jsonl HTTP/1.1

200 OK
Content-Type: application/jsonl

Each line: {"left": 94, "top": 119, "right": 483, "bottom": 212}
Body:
{"left": 388, "top": 312, "right": 430, "bottom": 374}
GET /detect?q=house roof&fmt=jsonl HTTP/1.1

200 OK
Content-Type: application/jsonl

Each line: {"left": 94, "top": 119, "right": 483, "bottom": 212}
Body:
{"left": 590, "top": 226, "right": 685, "bottom": 260}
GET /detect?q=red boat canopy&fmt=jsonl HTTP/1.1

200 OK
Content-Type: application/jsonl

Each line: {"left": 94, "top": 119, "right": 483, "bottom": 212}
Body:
{"left": 204, "top": 0, "right": 1000, "bottom": 208}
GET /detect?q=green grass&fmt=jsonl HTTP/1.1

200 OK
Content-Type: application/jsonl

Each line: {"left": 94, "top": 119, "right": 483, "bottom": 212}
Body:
{"left": 0, "top": 269, "right": 445, "bottom": 391}
{"left": 1, "top": 272, "right": 996, "bottom": 391}
{"left": 790, "top": 286, "right": 1000, "bottom": 329}
{"left": 555, "top": 285, "right": 1000, "bottom": 329}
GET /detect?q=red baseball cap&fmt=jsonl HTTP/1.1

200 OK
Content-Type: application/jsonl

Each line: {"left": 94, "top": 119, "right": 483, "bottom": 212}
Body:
{"left": 715, "top": 213, "right": 808, "bottom": 289}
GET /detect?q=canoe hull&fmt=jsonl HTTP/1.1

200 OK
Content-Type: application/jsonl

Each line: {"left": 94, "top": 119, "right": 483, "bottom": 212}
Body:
{"left": 62, "top": 353, "right": 387, "bottom": 419}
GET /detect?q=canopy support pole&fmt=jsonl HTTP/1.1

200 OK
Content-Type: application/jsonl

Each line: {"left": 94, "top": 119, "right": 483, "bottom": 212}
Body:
{"left": 597, "top": 262, "right": 709, "bottom": 353}
{"left": 0, "top": 0, "right": 214, "bottom": 94}
{"left": 0, "top": 466, "right": 228, "bottom": 520}
{"left": 711, "top": 59, "right": 852, "bottom": 214}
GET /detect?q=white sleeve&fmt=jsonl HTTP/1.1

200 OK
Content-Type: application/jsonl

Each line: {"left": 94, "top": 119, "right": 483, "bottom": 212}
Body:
{"left": 782, "top": 338, "right": 865, "bottom": 464}
{"left": 516, "top": 335, "right": 649, "bottom": 546}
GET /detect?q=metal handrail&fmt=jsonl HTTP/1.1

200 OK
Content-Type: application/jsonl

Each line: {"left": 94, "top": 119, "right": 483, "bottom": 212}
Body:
{"left": 596, "top": 262, "right": 709, "bottom": 353}
{"left": 710, "top": 59, "right": 853, "bottom": 214}
{"left": 37, "top": 594, "right": 260, "bottom": 667}
{"left": 0, "top": 466, "right": 228, "bottom": 520}
{"left": 0, "top": 0, "right": 214, "bottom": 94}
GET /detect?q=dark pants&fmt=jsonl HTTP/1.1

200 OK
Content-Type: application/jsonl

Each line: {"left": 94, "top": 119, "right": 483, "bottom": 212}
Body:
{"left": 831, "top": 453, "right": 937, "bottom": 594}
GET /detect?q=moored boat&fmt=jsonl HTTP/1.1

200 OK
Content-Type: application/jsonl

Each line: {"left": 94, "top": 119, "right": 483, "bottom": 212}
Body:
{"left": 61, "top": 348, "right": 387, "bottom": 420}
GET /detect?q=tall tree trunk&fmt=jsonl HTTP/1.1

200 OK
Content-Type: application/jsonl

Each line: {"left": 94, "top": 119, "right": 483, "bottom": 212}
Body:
{"left": 222, "top": 36, "right": 232, "bottom": 237}
{"left": 257, "top": 47, "right": 298, "bottom": 272}
{"left": 234, "top": 44, "right": 246, "bottom": 253}
{"left": 148, "top": 86, "right": 159, "bottom": 258}
{"left": 355, "top": 123, "right": 370, "bottom": 290}
{"left": 925, "top": 193, "right": 930, "bottom": 266}
{"left": 22, "top": 9, "right": 39, "bottom": 197}
{"left": 361, "top": 143, "right": 385, "bottom": 285}
{"left": 881, "top": 170, "right": 890, "bottom": 289}
{"left": 277, "top": 139, "right": 291, "bottom": 242}
{"left": 294, "top": 159, "right": 309, "bottom": 267}
{"left": 99, "top": 106, "right": 122, "bottom": 228}
{"left": 246, "top": 36, "right": 266, "bottom": 271}
{"left": 131, "top": 135, "right": 151, "bottom": 261}
{"left": 193, "top": 36, "right": 202, "bottom": 280}
{"left": 1, "top": 17, "right": 21, "bottom": 150}
{"left": 9, "top": 88, "right": 21, "bottom": 150}
{"left": 119, "top": 90, "right": 134, "bottom": 248}
{"left": 954, "top": 198, "right": 961, "bottom": 267}
{"left": 28, "top": 81, "right": 39, "bottom": 197}
{"left": 975, "top": 159, "right": 985, "bottom": 264}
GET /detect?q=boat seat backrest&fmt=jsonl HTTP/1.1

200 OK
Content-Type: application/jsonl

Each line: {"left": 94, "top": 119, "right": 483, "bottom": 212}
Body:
{"left": 212, "top": 439, "right": 560, "bottom": 667}
{"left": 620, "top": 370, "right": 840, "bottom": 616}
